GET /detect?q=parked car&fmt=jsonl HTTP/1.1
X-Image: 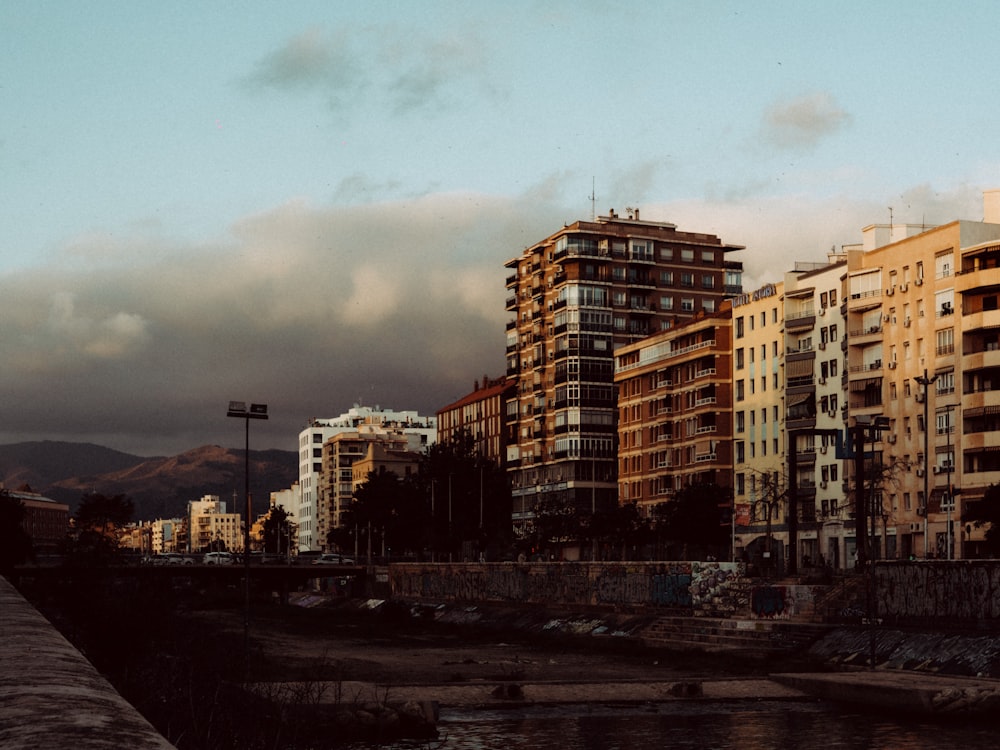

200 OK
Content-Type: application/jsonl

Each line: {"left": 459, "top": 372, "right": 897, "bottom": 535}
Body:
{"left": 152, "top": 553, "right": 194, "bottom": 566}
{"left": 203, "top": 551, "right": 236, "bottom": 566}
{"left": 312, "top": 553, "right": 355, "bottom": 565}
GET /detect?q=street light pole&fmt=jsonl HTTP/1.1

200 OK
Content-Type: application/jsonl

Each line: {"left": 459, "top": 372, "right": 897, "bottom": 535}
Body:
{"left": 913, "top": 371, "right": 937, "bottom": 559}
{"left": 227, "top": 401, "right": 268, "bottom": 680}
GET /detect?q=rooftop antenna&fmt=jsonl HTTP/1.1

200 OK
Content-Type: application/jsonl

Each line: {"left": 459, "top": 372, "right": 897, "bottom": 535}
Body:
{"left": 588, "top": 177, "right": 596, "bottom": 221}
{"left": 888, "top": 206, "right": 893, "bottom": 231}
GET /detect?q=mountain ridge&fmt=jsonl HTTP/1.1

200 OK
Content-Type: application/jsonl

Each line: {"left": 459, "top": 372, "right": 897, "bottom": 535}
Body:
{"left": 0, "top": 441, "right": 298, "bottom": 521}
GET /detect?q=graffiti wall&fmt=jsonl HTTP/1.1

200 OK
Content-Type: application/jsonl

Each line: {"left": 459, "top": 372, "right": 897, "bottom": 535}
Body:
{"left": 876, "top": 561, "right": 1000, "bottom": 623}
{"left": 388, "top": 561, "right": 747, "bottom": 616}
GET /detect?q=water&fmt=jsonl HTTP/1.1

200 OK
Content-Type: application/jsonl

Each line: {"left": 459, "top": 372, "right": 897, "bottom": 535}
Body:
{"left": 356, "top": 701, "right": 996, "bottom": 749}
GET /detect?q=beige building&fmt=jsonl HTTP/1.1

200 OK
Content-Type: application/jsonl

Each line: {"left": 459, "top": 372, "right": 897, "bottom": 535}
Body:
{"left": 730, "top": 282, "right": 788, "bottom": 566}
{"left": 317, "top": 427, "right": 423, "bottom": 550}
{"left": 187, "top": 495, "right": 243, "bottom": 553}
{"left": 615, "top": 309, "right": 735, "bottom": 520}
{"left": 845, "top": 191, "right": 1000, "bottom": 559}
{"left": 504, "top": 209, "right": 743, "bottom": 536}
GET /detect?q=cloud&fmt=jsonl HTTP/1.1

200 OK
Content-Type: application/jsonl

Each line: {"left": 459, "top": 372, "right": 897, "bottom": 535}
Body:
{"left": 243, "top": 24, "right": 496, "bottom": 117}
{"left": 0, "top": 182, "right": 989, "bottom": 457}
{"left": 761, "top": 92, "right": 851, "bottom": 150}
{"left": 243, "top": 27, "right": 357, "bottom": 93}
{"left": 0, "top": 192, "right": 561, "bottom": 456}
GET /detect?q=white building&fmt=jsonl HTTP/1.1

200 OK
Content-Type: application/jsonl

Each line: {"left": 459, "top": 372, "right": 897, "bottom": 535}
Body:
{"left": 297, "top": 406, "right": 437, "bottom": 551}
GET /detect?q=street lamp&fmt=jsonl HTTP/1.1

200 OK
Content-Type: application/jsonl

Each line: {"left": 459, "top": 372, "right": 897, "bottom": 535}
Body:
{"left": 913, "top": 370, "right": 938, "bottom": 559}
{"left": 227, "top": 400, "right": 268, "bottom": 680}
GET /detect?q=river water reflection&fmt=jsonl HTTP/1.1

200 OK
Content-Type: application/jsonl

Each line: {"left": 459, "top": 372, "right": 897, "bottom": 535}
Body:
{"left": 360, "top": 701, "right": 996, "bottom": 749}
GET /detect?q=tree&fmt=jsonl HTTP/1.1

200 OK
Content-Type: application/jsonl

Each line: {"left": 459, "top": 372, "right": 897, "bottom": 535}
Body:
{"left": 965, "top": 484, "right": 1000, "bottom": 557}
{"left": 653, "top": 482, "right": 731, "bottom": 561}
{"left": 0, "top": 491, "right": 33, "bottom": 571}
{"left": 583, "top": 502, "right": 650, "bottom": 561}
{"left": 418, "top": 429, "right": 512, "bottom": 561}
{"left": 262, "top": 504, "right": 296, "bottom": 557}
{"left": 68, "top": 492, "right": 135, "bottom": 564}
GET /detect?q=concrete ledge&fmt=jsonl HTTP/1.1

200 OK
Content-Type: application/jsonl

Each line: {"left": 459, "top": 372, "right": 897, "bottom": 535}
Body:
{"left": 0, "top": 577, "right": 175, "bottom": 749}
{"left": 771, "top": 671, "right": 1000, "bottom": 717}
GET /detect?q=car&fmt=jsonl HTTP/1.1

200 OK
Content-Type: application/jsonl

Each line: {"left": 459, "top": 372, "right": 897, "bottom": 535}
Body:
{"left": 203, "top": 551, "right": 236, "bottom": 565}
{"left": 312, "top": 553, "right": 355, "bottom": 565}
{"left": 152, "top": 553, "right": 194, "bottom": 566}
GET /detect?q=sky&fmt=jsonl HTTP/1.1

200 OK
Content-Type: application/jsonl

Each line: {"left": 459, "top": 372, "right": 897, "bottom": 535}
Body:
{"left": 3, "top": 1, "right": 1000, "bottom": 457}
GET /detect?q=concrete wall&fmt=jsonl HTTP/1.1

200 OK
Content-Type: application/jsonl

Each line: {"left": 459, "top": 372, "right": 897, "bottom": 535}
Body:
{"left": 0, "top": 577, "right": 176, "bottom": 749}
{"left": 388, "top": 561, "right": 747, "bottom": 617}
{"left": 876, "top": 561, "right": 1000, "bottom": 624}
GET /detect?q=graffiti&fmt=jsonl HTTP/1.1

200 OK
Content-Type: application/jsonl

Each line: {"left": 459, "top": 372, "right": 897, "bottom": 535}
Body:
{"left": 751, "top": 586, "right": 788, "bottom": 619}
{"left": 389, "top": 561, "right": 747, "bottom": 613}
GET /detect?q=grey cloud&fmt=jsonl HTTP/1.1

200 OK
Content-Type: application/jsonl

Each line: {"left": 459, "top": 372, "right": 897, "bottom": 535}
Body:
{"left": 761, "top": 92, "right": 851, "bottom": 150}
{"left": 244, "top": 25, "right": 496, "bottom": 117}
{"left": 243, "top": 27, "right": 358, "bottom": 93}
{"left": 0, "top": 193, "right": 563, "bottom": 456}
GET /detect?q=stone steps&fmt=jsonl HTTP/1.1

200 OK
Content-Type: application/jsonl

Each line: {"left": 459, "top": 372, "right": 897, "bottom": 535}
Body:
{"left": 639, "top": 614, "right": 830, "bottom": 653}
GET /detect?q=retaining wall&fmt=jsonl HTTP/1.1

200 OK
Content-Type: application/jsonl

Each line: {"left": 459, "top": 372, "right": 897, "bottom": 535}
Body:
{"left": 876, "top": 560, "right": 1000, "bottom": 624}
{"left": 0, "top": 577, "right": 175, "bottom": 749}
{"left": 388, "top": 561, "right": 748, "bottom": 617}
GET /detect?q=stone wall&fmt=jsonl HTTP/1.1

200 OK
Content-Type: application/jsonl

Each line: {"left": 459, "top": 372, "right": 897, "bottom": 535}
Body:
{"left": 0, "top": 577, "right": 176, "bottom": 749}
{"left": 388, "top": 561, "right": 747, "bottom": 616}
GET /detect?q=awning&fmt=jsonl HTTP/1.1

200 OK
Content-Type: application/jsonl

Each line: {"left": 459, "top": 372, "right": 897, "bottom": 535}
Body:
{"left": 786, "top": 359, "right": 814, "bottom": 377}
{"left": 787, "top": 392, "right": 812, "bottom": 408}
{"left": 849, "top": 377, "right": 882, "bottom": 392}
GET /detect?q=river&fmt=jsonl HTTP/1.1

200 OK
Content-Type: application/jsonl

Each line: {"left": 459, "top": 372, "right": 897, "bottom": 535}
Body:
{"left": 349, "top": 700, "right": 996, "bottom": 749}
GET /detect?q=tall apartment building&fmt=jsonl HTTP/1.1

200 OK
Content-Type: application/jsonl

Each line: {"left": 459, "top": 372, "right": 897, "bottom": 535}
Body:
{"left": 781, "top": 257, "right": 851, "bottom": 569}
{"left": 436, "top": 375, "right": 515, "bottom": 467}
{"left": 297, "top": 406, "right": 436, "bottom": 551}
{"left": 615, "top": 309, "right": 735, "bottom": 519}
{"left": 504, "top": 209, "right": 743, "bottom": 530}
{"left": 844, "top": 192, "right": 1000, "bottom": 560}
{"left": 730, "top": 282, "right": 787, "bottom": 565}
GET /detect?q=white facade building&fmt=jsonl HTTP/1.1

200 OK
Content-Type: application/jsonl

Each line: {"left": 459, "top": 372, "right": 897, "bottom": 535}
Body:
{"left": 296, "top": 406, "right": 437, "bottom": 551}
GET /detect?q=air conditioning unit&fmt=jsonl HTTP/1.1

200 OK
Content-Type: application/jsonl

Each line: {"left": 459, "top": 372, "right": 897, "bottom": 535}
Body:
{"left": 887, "top": 435, "right": 896, "bottom": 444}
{"left": 915, "top": 278, "right": 924, "bottom": 286}
{"left": 819, "top": 307, "right": 827, "bottom": 316}
{"left": 820, "top": 480, "right": 828, "bottom": 489}
{"left": 915, "top": 393, "right": 925, "bottom": 403}
{"left": 819, "top": 341, "right": 827, "bottom": 350}
{"left": 886, "top": 287, "right": 895, "bottom": 296}
{"left": 819, "top": 376, "right": 827, "bottom": 385}
{"left": 888, "top": 361, "right": 896, "bottom": 369}
{"left": 820, "top": 445, "right": 828, "bottom": 454}
{"left": 900, "top": 283, "right": 908, "bottom": 292}
{"left": 904, "top": 318, "right": 912, "bottom": 328}
{"left": 916, "top": 507, "right": 925, "bottom": 516}
{"left": 916, "top": 468, "right": 925, "bottom": 477}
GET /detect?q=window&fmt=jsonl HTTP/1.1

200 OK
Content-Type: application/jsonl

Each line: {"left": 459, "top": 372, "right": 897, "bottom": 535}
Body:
{"left": 701, "top": 274, "right": 715, "bottom": 288}
{"left": 936, "top": 371, "right": 955, "bottom": 395}
{"left": 660, "top": 271, "right": 674, "bottom": 285}
{"left": 703, "top": 300, "right": 715, "bottom": 312}
{"left": 736, "top": 348, "right": 745, "bottom": 369}
{"left": 736, "top": 317, "right": 745, "bottom": 338}
{"left": 736, "top": 380, "right": 745, "bottom": 401}
{"left": 736, "top": 411, "right": 745, "bottom": 432}
{"left": 681, "top": 297, "right": 695, "bottom": 311}
{"left": 681, "top": 273, "right": 694, "bottom": 287}
{"left": 660, "top": 247, "right": 673, "bottom": 261}
{"left": 702, "top": 250, "right": 715, "bottom": 263}
{"left": 936, "top": 328, "right": 954, "bottom": 355}
{"left": 681, "top": 249, "right": 695, "bottom": 262}
{"left": 660, "top": 295, "right": 674, "bottom": 310}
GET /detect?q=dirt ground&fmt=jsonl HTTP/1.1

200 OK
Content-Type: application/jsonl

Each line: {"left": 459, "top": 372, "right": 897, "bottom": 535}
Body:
{"left": 182, "top": 595, "right": 784, "bottom": 688}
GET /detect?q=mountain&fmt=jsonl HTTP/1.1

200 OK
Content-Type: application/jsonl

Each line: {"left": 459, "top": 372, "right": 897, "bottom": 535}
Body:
{"left": 0, "top": 442, "right": 298, "bottom": 521}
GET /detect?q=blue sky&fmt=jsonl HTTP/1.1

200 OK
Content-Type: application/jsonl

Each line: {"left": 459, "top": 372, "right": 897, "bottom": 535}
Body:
{"left": 2, "top": 1, "right": 1000, "bottom": 456}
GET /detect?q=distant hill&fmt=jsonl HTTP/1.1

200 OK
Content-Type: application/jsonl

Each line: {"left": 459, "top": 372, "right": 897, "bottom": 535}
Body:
{"left": 0, "top": 441, "right": 298, "bottom": 521}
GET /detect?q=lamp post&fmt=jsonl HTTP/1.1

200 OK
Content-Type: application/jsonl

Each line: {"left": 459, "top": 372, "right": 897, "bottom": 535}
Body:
{"left": 913, "top": 371, "right": 938, "bottom": 559}
{"left": 227, "top": 400, "right": 268, "bottom": 680}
